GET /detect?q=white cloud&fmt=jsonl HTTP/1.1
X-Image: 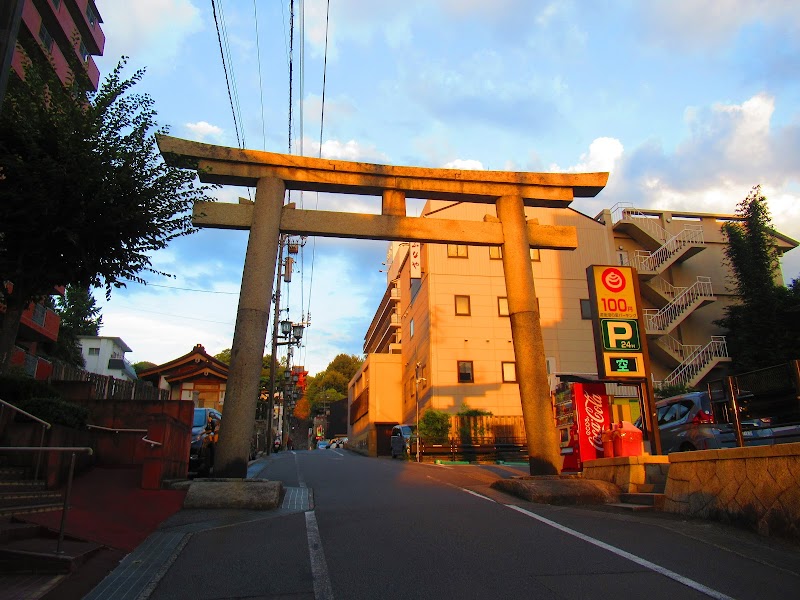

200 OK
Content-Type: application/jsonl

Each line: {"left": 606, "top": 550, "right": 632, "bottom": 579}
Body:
{"left": 310, "top": 138, "right": 389, "bottom": 163}
{"left": 636, "top": 0, "right": 800, "bottom": 49}
{"left": 97, "top": 0, "right": 203, "bottom": 69}
{"left": 441, "top": 159, "right": 485, "bottom": 170}
{"left": 549, "top": 137, "right": 624, "bottom": 173}
{"left": 184, "top": 121, "right": 224, "bottom": 141}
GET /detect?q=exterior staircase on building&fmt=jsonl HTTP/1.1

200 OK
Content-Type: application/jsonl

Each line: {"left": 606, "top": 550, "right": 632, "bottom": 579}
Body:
{"left": 643, "top": 276, "right": 715, "bottom": 336}
{"left": 657, "top": 336, "right": 731, "bottom": 389}
{"left": 650, "top": 334, "right": 700, "bottom": 367}
{"left": 610, "top": 204, "right": 706, "bottom": 279}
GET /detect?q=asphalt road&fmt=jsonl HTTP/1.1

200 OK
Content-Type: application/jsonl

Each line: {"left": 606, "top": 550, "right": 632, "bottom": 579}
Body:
{"left": 148, "top": 449, "right": 800, "bottom": 600}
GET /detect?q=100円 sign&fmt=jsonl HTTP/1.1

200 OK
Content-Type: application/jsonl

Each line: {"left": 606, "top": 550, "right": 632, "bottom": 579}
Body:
{"left": 587, "top": 266, "right": 648, "bottom": 379}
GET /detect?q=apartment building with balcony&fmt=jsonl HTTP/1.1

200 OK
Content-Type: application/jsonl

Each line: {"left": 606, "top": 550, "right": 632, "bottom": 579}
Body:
{"left": 1, "top": 1, "right": 104, "bottom": 379}
{"left": 347, "top": 200, "right": 798, "bottom": 455}
{"left": 10, "top": 0, "right": 104, "bottom": 90}
{"left": 77, "top": 335, "right": 137, "bottom": 382}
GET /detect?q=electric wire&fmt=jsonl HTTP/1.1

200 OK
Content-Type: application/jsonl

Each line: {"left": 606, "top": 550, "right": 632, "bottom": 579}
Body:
{"left": 210, "top": 0, "right": 241, "bottom": 148}
{"left": 301, "top": 0, "right": 331, "bottom": 367}
{"left": 253, "top": 0, "right": 267, "bottom": 151}
{"left": 218, "top": 1, "right": 246, "bottom": 147}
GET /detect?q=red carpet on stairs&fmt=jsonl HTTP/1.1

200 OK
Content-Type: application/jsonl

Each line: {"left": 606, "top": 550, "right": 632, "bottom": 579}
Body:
{"left": 18, "top": 466, "right": 186, "bottom": 552}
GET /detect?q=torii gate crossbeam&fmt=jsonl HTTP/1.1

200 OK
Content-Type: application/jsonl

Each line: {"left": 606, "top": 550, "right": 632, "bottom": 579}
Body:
{"left": 158, "top": 135, "right": 609, "bottom": 477}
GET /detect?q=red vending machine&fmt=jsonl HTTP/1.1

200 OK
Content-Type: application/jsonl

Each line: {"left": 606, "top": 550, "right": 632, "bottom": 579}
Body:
{"left": 553, "top": 380, "right": 612, "bottom": 472}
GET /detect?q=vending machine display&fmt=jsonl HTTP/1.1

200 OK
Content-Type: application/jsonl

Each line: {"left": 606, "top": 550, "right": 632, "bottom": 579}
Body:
{"left": 553, "top": 381, "right": 612, "bottom": 471}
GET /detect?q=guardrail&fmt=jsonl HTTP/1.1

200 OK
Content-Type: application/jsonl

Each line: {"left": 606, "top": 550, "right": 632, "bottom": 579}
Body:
{"left": 0, "top": 398, "right": 52, "bottom": 482}
{"left": 86, "top": 424, "right": 162, "bottom": 448}
{"left": 0, "top": 446, "right": 93, "bottom": 554}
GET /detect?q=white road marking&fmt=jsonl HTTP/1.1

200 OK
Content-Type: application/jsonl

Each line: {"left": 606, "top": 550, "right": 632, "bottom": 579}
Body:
{"left": 506, "top": 504, "right": 735, "bottom": 600}
{"left": 462, "top": 489, "right": 495, "bottom": 502}
{"left": 305, "top": 511, "right": 334, "bottom": 600}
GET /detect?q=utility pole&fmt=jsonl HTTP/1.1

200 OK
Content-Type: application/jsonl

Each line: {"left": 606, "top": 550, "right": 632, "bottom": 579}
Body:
{"left": 266, "top": 235, "right": 286, "bottom": 454}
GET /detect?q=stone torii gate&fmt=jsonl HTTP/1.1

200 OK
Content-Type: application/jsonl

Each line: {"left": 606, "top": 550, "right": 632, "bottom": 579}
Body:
{"left": 158, "top": 135, "right": 609, "bottom": 477}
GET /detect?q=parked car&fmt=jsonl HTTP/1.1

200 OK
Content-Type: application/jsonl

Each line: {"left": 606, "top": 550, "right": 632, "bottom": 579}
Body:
{"left": 317, "top": 439, "right": 330, "bottom": 449}
{"left": 636, "top": 391, "right": 774, "bottom": 453}
{"left": 390, "top": 424, "right": 417, "bottom": 458}
{"left": 190, "top": 408, "right": 221, "bottom": 476}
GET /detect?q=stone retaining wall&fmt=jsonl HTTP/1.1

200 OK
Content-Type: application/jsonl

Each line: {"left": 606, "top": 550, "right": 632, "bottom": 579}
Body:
{"left": 664, "top": 442, "right": 800, "bottom": 539}
{"left": 583, "top": 455, "right": 669, "bottom": 493}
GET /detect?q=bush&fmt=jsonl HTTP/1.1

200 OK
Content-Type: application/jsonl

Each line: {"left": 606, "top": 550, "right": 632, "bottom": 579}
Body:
{"left": 418, "top": 409, "right": 451, "bottom": 444}
{"left": 0, "top": 374, "right": 61, "bottom": 403}
{"left": 12, "top": 397, "right": 88, "bottom": 429}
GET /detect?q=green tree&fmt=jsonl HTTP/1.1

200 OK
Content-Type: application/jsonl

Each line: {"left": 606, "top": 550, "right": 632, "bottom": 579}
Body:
{"left": 306, "top": 353, "right": 363, "bottom": 413}
{"left": 214, "top": 348, "right": 283, "bottom": 391}
{"left": 418, "top": 408, "right": 451, "bottom": 443}
{"left": 716, "top": 186, "right": 800, "bottom": 371}
{"left": 0, "top": 55, "right": 214, "bottom": 373}
{"left": 50, "top": 285, "right": 103, "bottom": 366}
{"left": 132, "top": 361, "right": 156, "bottom": 374}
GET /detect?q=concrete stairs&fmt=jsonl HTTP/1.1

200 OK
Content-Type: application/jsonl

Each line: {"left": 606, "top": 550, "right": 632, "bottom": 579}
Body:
{"left": 0, "top": 466, "right": 63, "bottom": 517}
{"left": 608, "top": 483, "right": 665, "bottom": 512}
{"left": 0, "top": 464, "right": 102, "bottom": 573}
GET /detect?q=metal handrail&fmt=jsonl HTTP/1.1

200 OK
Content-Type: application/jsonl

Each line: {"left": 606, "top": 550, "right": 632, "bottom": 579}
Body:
{"left": 660, "top": 336, "right": 729, "bottom": 388}
{"left": 141, "top": 436, "right": 163, "bottom": 447}
{"left": 644, "top": 277, "right": 714, "bottom": 332}
{"left": 0, "top": 446, "right": 93, "bottom": 555}
{"left": 0, "top": 398, "right": 51, "bottom": 429}
{"left": 86, "top": 424, "right": 148, "bottom": 434}
{"left": 631, "top": 226, "right": 705, "bottom": 273}
{"left": 0, "top": 397, "right": 52, "bottom": 482}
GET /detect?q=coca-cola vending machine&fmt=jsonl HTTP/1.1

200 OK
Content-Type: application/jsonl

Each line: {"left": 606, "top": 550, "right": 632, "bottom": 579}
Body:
{"left": 553, "top": 380, "right": 612, "bottom": 472}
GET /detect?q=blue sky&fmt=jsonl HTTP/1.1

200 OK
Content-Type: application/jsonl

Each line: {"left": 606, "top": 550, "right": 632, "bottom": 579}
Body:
{"left": 93, "top": 0, "right": 800, "bottom": 375}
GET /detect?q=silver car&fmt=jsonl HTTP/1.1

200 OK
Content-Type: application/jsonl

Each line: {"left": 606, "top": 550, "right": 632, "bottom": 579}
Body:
{"left": 641, "top": 391, "right": 774, "bottom": 453}
{"left": 390, "top": 424, "right": 417, "bottom": 458}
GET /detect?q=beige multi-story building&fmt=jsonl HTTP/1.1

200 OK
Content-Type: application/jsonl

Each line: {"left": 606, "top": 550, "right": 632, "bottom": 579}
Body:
{"left": 348, "top": 201, "right": 797, "bottom": 456}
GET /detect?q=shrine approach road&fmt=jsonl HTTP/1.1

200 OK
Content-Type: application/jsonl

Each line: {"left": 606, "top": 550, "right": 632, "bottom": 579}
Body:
{"left": 146, "top": 449, "right": 800, "bottom": 600}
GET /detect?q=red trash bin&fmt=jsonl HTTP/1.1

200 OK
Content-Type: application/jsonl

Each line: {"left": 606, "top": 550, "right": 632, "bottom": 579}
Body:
{"left": 601, "top": 428, "right": 615, "bottom": 458}
{"left": 613, "top": 421, "right": 643, "bottom": 457}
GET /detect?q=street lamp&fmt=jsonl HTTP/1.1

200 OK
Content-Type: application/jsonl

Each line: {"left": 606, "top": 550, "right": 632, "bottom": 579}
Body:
{"left": 415, "top": 362, "right": 426, "bottom": 463}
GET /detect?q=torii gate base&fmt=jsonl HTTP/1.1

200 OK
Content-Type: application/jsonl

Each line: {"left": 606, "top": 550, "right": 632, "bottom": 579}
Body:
{"left": 159, "top": 136, "right": 609, "bottom": 477}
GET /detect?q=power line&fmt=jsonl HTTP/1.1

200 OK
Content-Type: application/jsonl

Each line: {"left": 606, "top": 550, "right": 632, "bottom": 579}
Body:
{"left": 138, "top": 283, "right": 238, "bottom": 295}
{"left": 210, "top": 0, "right": 241, "bottom": 148}
{"left": 303, "top": 0, "right": 331, "bottom": 365}
{"left": 253, "top": 0, "right": 267, "bottom": 150}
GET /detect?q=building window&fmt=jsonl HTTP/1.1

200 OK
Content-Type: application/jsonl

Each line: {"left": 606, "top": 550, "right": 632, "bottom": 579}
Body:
{"left": 409, "top": 318, "right": 415, "bottom": 339}
{"left": 86, "top": 4, "right": 98, "bottom": 28}
{"left": 455, "top": 295, "right": 471, "bottom": 316}
{"left": 580, "top": 299, "right": 592, "bottom": 320}
{"left": 39, "top": 23, "right": 54, "bottom": 52}
{"left": 502, "top": 362, "right": 517, "bottom": 382}
{"left": 79, "top": 40, "right": 89, "bottom": 62}
{"left": 88, "top": 347, "right": 100, "bottom": 356}
{"left": 51, "top": 0, "right": 62, "bottom": 9}
{"left": 489, "top": 246, "right": 503, "bottom": 260}
{"left": 498, "top": 297, "right": 509, "bottom": 317}
{"left": 447, "top": 244, "right": 468, "bottom": 258}
{"left": 530, "top": 248, "right": 541, "bottom": 261}
{"left": 457, "top": 361, "right": 474, "bottom": 383}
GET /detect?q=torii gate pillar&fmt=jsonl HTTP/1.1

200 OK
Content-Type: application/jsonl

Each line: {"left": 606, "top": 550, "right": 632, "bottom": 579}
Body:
{"left": 216, "top": 177, "right": 284, "bottom": 477}
{"left": 497, "top": 195, "right": 560, "bottom": 473}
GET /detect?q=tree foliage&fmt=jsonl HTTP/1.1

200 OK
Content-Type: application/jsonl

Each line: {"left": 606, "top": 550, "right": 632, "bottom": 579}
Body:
{"left": 715, "top": 186, "right": 800, "bottom": 371}
{"left": 49, "top": 285, "right": 103, "bottom": 367}
{"left": 305, "top": 353, "right": 363, "bottom": 412}
{"left": 418, "top": 408, "right": 451, "bottom": 443}
{"left": 0, "top": 55, "right": 214, "bottom": 372}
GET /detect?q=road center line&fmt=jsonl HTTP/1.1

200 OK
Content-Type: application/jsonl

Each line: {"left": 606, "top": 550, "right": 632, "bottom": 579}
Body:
{"left": 505, "top": 504, "right": 735, "bottom": 600}
{"left": 305, "top": 511, "right": 334, "bottom": 600}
